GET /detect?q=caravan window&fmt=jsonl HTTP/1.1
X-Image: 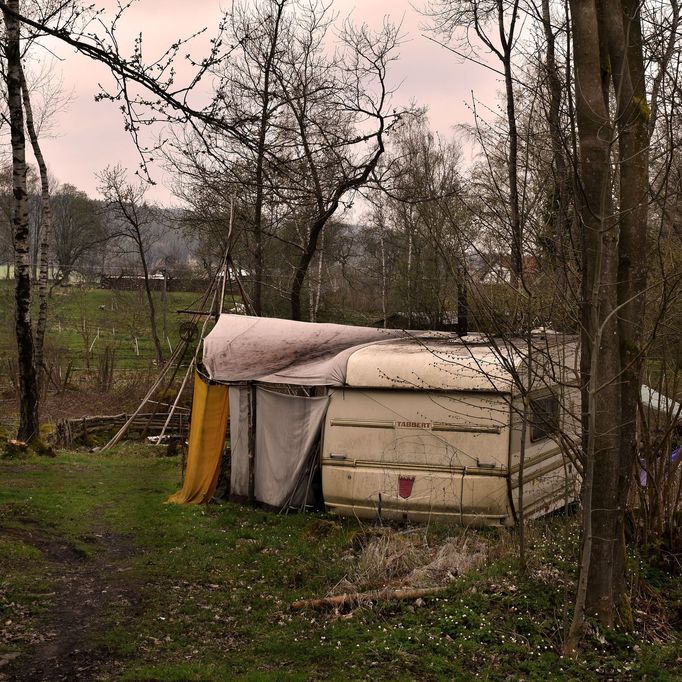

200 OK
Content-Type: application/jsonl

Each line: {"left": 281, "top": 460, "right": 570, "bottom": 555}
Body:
{"left": 530, "top": 395, "right": 559, "bottom": 442}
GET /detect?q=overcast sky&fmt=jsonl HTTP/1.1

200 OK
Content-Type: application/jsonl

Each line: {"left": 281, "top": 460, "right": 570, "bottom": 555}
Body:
{"left": 33, "top": 0, "right": 499, "bottom": 205}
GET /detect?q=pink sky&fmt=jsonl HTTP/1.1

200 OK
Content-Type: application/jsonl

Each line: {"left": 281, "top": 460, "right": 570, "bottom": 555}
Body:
{"left": 35, "top": 1, "right": 499, "bottom": 205}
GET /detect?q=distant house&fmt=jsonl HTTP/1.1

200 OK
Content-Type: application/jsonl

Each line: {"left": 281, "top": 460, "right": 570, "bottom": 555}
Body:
{"left": 66, "top": 270, "right": 89, "bottom": 286}
{"left": 100, "top": 271, "right": 214, "bottom": 293}
{"left": 100, "top": 273, "right": 162, "bottom": 291}
{"left": 477, "top": 254, "right": 539, "bottom": 284}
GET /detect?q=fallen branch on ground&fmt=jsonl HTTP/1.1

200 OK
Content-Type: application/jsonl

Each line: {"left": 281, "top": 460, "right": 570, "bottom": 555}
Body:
{"left": 291, "top": 586, "right": 447, "bottom": 610}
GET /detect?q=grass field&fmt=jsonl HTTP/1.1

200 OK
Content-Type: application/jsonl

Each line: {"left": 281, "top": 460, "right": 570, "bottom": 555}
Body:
{"left": 0, "top": 446, "right": 680, "bottom": 681}
{"left": 0, "top": 282, "right": 229, "bottom": 372}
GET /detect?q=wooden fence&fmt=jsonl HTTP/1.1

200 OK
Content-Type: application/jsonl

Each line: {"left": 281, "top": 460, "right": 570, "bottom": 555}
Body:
{"left": 54, "top": 411, "right": 188, "bottom": 448}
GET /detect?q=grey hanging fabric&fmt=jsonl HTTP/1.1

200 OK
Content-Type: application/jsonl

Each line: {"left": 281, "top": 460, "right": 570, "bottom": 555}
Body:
{"left": 254, "top": 387, "right": 330, "bottom": 509}
{"left": 229, "top": 385, "right": 251, "bottom": 500}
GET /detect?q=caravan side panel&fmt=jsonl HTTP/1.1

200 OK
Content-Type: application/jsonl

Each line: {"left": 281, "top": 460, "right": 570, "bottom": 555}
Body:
{"left": 508, "top": 387, "right": 581, "bottom": 519}
{"left": 321, "top": 388, "right": 514, "bottom": 525}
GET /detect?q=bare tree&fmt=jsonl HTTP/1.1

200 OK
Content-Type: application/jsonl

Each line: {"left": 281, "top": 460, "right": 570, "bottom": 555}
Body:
{"left": 98, "top": 165, "right": 164, "bottom": 365}
{"left": 562, "top": 0, "right": 650, "bottom": 646}
{"left": 2, "top": 0, "right": 38, "bottom": 441}
{"left": 50, "top": 183, "right": 108, "bottom": 284}
{"left": 211, "top": 0, "right": 290, "bottom": 315}
{"left": 169, "top": 2, "right": 404, "bottom": 320}
{"left": 425, "top": 0, "right": 523, "bottom": 285}
{"left": 363, "top": 116, "right": 469, "bottom": 331}
{"left": 537, "top": 0, "right": 576, "bottom": 293}
{"left": 19, "top": 64, "right": 51, "bottom": 385}
{"left": 283, "top": 18, "right": 402, "bottom": 320}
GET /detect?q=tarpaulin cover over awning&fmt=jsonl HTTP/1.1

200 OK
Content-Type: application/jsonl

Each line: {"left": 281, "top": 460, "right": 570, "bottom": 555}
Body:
{"left": 202, "top": 314, "right": 405, "bottom": 386}
{"left": 201, "top": 314, "right": 554, "bottom": 392}
{"left": 166, "top": 372, "right": 229, "bottom": 505}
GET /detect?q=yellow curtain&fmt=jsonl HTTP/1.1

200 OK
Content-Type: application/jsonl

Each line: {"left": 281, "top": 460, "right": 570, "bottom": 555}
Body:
{"left": 166, "top": 372, "right": 229, "bottom": 505}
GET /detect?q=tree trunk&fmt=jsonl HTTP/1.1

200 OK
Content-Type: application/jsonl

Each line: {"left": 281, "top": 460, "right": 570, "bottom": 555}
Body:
{"left": 569, "top": 0, "right": 621, "bottom": 627}
{"left": 162, "top": 268, "right": 168, "bottom": 343}
{"left": 253, "top": 143, "right": 265, "bottom": 315}
{"left": 498, "top": 0, "right": 522, "bottom": 286}
{"left": 380, "top": 232, "right": 387, "bottom": 327}
{"left": 604, "top": 0, "right": 649, "bottom": 616}
{"left": 138, "top": 240, "right": 164, "bottom": 366}
{"left": 252, "top": 1, "right": 286, "bottom": 316}
{"left": 291, "top": 221, "right": 322, "bottom": 321}
{"left": 541, "top": 0, "right": 571, "bottom": 296}
{"left": 568, "top": 0, "right": 650, "bottom": 633}
{"left": 312, "top": 231, "right": 325, "bottom": 322}
{"left": 406, "top": 220, "right": 413, "bottom": 326}
{"left": 20, "top": 64, "right": 51, "bottom": 389}
{"left": 4, "top": 0, "right": 39, "bottom": 441}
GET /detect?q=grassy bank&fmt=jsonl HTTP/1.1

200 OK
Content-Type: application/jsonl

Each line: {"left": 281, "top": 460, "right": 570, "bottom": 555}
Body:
{"left": 0, "top": 446, "right": 680, "bottom": 680}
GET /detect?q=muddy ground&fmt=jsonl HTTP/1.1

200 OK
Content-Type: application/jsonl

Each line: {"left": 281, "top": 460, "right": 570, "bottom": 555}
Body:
{"left": 0, "top": 519, "right": 140, "bottom": 681}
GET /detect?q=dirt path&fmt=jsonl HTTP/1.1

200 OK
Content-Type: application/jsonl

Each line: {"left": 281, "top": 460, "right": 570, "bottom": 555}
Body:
{"left": 3, "top": 521, "right": 141, "bottom": 681}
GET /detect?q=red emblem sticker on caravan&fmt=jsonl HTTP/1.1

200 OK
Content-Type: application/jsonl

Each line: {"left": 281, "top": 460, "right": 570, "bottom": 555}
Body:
{"left": 398, "top": 476, "right": 415, "bottom": 499}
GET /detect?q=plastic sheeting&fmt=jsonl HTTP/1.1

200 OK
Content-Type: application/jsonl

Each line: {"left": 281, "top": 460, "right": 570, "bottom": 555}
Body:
{"left": 166, "top": 373, "right": 229, "bottom": 505}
